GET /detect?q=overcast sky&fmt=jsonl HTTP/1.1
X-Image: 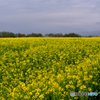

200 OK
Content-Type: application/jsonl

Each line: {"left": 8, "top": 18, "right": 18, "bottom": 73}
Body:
{"left": 0, "top": 0, "right": 100, "bottom": 36}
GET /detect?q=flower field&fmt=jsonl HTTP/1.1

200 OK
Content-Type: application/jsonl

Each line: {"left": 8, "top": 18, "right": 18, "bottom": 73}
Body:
{"left": 0, "top": 37, "right": 100, "bottom": 100}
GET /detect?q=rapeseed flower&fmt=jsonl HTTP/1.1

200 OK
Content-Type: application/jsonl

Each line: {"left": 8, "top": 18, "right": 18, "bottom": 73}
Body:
{"left": 80, "top": 85, "right": 86, "bottom": 90}
{"left": 88, "top": 87, "right": 92, "bottom": 92}
{"left": 39, "top": 94, "right": 44, "bottom": 99}
{"left": 0, "top": 37, "right": 100, "bottom": 100}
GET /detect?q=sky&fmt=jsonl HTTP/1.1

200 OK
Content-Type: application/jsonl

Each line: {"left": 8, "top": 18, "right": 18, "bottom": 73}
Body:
{"left": 0, "top": 0, "right": 100, "bottom": 36}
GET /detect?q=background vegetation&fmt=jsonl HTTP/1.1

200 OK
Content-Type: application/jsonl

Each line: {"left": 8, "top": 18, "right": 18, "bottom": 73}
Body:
{"left": 0, "top": 31, "right": 98, "bottom": 37}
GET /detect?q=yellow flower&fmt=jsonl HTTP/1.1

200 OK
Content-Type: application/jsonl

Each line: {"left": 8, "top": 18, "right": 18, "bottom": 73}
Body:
{"left": 13, "top": 88, "right": 16, "bottom": 92}
{"left": 1, "top": 37, "right": 100, "bottom": 100}
{"left": 58, "top": 92, "right": 62, "bottom": 95}
{"left": 69, "top": 81, "right": 73, "bottom": 84}
{"left": 29, "top": 92, "right": 32, "bottom": 95}
{"left": 59, "top": 87, "right": 62, "bottom": 91}
{"left": 89, "top": 75, "right": 93, "bottom": 79}
{"left": 94, "top": 67, "right": 97, "bottom": 70}
{"left": 23, "top": 87, "right": 28, "bottom": 92}
{"left": 92, "top": 81, "right": 95, "bottom": 84}
{"left": 27, "top": 59, "right": 30, "bottom": 63}
{"left": 74, "top": 96, "right": 78, "bottom": 99}
{"left": 84, "top": 76, "right": 88, "bottom": 81}
{"left": 80, "top": 85, "right": 86, "bottom": 90}
{"left": 64, "top": 91, "right": 68, "bottom": 95}
{"left": 24, "top": 95, "right": 29, "bottom": 99}
{"left": 36, "top": 88, "right": 41, "bottom": 92}
{"left": 65, "top": 85, "right": 70, "bottom": 89}
{"left": 84, "top": 71, "right": 87, "bottom": 74}
{"left": 35, "top": 92, "right": 40, "bottom": 97}
{"left": 39, "top": 94, "right": 44, "bottom": 99}
{"left": 95, "top": 82, "right": 98, "bottom": 85}
{"left": 1, "top": 97, "right": 5, "bottom": 100}
{"left": 88, "top": 87, "right": 92, "bottom": 92}
{"left": 70, "top": 85, "right": 75, "bottom": 89}
{"left": 12, "top": 92, "right": 15, "bottom": 97}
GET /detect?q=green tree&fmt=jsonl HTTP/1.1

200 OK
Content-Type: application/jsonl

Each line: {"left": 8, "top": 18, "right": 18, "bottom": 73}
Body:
{"left": 37, "top": 33, "right": 42, "bottom": 37}
{"left": 1, "top": 31, "right": 7, "bottom": 37}
{"left": 64, "top": 33, "right": 82, "bottom": 37}
{"left": 8, "top": 32, "right": 15, "bottom": 37}
{"left": 17, "top": 33, "right": 22, "bottom": 37}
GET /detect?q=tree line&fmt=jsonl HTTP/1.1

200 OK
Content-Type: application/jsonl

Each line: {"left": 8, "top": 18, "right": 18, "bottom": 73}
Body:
{"left": 0, "top": 31, "right": 43, "bottom": 37}
{"left": 45, "top": 33, "right": 82, "bottom": 37}
{"left": 0, "top": 31, "right": 95, "bottom": 37}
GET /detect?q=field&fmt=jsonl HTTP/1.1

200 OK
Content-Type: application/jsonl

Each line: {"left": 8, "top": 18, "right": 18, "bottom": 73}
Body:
{"left": 0, "top": 37, "right": 100, "bottom": 100}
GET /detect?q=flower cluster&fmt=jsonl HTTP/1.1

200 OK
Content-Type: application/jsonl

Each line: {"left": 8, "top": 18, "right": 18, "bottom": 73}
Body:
{"left": 0, "top": 37, "right": 100, "bottom": 100}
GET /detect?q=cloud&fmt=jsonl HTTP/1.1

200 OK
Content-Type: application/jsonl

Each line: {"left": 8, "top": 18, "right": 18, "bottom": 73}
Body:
{"left": 95, "top": 22, "right": 100, "bottom": 24}
{"left": 0, "top": 0, "right": 100, "bottom": 35}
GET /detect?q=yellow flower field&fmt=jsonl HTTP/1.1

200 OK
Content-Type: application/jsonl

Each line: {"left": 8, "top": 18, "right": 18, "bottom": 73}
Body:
{"left": 0, "top": 37, "right": 100, "bottom": 100}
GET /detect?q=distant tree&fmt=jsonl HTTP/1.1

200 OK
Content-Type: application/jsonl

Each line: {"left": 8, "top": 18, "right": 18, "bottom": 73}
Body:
{"left": 45, "top": 33, "right": 49, "bottom": 37}
{"left": 88, "top": 35, "right": 92, "bottom": 37}
{"left": 45, "top": 33, "right": 54, "bottom": 37}
{"left": 64, "top": 33, "right": 82, "bottom": 37}
{"left": 1, "top": 31, "right": 8, "bottom": 37}
{"left": 1, "top": 34, "right": 7, "bottom": 37}
{"left": 0, "top": 31, "right": 82, "bottom": 37}
{"left": 17, "top": 33, "right": 22, "bottom": 37}
{"left": 26, "top": 33, "right": 42, "bottom": 37}
{"left": 31, "top": 33, "right": 37, "bottom": 37}
{"left": 14, "top": 33, "right": 18, "bottom": 37}
{"left": 53, "top": 33, "right": 63, "bottom": 37}
{"left": 37, "top": 33, "right": 42, "bottom": 37}
{"left": 8, "top": 32, "right": 15, "bottom": 37}
{"left": 21, "top": 34, "right": 26, "bottom": 37}
{"left": 57, "top": 33, "right": 63, "bottom": 37}
{"left": 63, "top": 33, "right": 69, "bottom": 37}
{"left": 26, "top": 34, "right": 29, "bottom": 37}
{"left": 0, "top": 32, "right": 2, "bottom": 37}
{"left": 68, "top": 33, "right": 81, "bottom": 37}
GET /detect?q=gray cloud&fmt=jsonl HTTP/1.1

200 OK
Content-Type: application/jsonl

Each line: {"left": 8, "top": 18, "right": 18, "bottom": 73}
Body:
{"left": 95, "top": 22, "right": 100, "bottom": 24}
{"left": 0, "top": 0, "right": 100, "bottom": 36}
